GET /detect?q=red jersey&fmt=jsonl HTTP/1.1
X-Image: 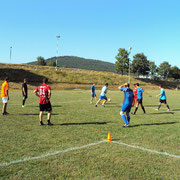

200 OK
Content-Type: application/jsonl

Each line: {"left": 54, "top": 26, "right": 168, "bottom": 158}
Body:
{"left": 36, "top": 84, "right": 51, "bottom": 104}
{"left": 133, "top": 87, "right": 137, "bottom": 99}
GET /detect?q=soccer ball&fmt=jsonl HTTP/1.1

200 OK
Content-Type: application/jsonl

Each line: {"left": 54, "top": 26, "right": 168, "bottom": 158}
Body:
{"left": 108, "top": 98, "right": 111, "bottom": 102}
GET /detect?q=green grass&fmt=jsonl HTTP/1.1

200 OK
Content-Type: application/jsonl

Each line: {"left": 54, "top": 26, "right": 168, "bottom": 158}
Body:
{"left": 0, "top": 89, "right": 180, "bottom": 179}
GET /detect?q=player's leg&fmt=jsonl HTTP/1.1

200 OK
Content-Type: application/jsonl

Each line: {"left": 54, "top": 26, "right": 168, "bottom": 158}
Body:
{"left": 22, "top": 96, "right": 27, "bottom": 107}
{"left": 164, "top": 100, "right": 170, "bottom": 111}
{"left": 120, "top": 111, "right": 129, "bottom": 127}
{"left": 156, "top": 101, "right": 161, "bottom": 110}
{"left": 140, "top": 102, "right": 146, "bottom": 114}
{"left": 95, "top": 97, "right": 102, "bottom": 107}
{"left": 2, "top": 103, "right": 7, "bottom": 115}
{"left": 102, "top": 97, "right": 107, "bottom": 106}
{"left": 132, "top": 101, "right": 139, "bottom": 114}
{"left": 39, "top": 111, "right": 44, "bottom": 125}
{"left": 47, "top": 102, "right": 53, "bottom": 125}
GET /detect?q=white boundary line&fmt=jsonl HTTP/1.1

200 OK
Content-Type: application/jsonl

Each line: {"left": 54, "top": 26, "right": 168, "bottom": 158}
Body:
{"left": 0, "top": 140, "right": 106, "bottom": 167}
{"left": 112, "top": 141, "right": 180, "bottom": 159}
{"left": 1, "top": 140, "right": 179, "bottom": 167}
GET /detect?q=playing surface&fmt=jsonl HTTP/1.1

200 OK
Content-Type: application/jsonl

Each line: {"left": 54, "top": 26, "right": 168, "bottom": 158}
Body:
{"left": 0, "top": 89, "right": 180, "bottom": 179}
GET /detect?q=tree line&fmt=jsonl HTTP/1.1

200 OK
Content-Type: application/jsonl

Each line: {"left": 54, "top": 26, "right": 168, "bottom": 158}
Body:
{"left": 115, "top": 48, "right": 180, "bottom": 80}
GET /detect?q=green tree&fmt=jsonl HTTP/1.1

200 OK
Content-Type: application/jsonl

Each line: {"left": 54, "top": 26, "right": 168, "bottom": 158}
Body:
{"left": 131, "top": 53, "right": 149, "bottom": 76}
{"left": 157, "top": 61, "right": 171, "bottom": 79}
{"left": 169, "top": 66, "right": 180, "bottom": 80}
{"left": 36, "top": 56, "right": 46, "bottom": 66}
{"left": 115, "top": 48, "right": 129, "bottom": 75}
{"left": 48, "top": 60, "right": 56, "bottom": 67}
{"left": 149, "top": 61, "right": 157, "bottom": 78}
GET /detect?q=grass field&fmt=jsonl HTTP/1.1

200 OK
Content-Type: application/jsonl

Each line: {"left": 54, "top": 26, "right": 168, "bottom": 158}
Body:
{"left": 0, "top": 89, "right": 180, "bottom": 179}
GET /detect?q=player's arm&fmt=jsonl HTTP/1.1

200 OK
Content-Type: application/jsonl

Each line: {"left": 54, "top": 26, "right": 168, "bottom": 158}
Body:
{"left": 22, "top": 86, "right": 26, "bottom": 95}
{"left": 6, "top": 89, "right": 9, "bottom": 100}
{"left": 144, "top": 90, "right": 152, "bottom": 97}
{"left": 48, "top": 89, "right": 51, "bottom": 99}
{"left": 118, "top": 84, "right": 125, "bottom": 91}
{"left": 156, "top": 93, "right": 161, "bottom": 97}
{"left": 34, "top": 89, "right": 40, "bottom": 97}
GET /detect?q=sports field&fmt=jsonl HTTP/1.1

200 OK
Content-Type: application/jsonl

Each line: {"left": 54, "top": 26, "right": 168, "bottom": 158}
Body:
{"left": 0, "top": 89, "right": 180, "bottom": 179}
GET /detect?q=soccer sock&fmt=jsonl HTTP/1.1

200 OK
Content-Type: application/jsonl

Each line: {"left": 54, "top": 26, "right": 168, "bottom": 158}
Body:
{"left": 121, "top": 114, "right": 128, "bottom": 124}
{"left": 22, "top": 99, "right": 26, "bottom": 106}
{"left": 167, "top": 105, "right": 170, "bottom": 110}
{"left": 142, "top": 106, "right": 146, "bottom": 113}
{"left": 127, "top": 115, "right": 130, "bottom": 124}
{"left": 134, "top": 107, "right": 138, "bottom": 114}
{"left": 158, "top": 104, "right": 161, "bottom": 110}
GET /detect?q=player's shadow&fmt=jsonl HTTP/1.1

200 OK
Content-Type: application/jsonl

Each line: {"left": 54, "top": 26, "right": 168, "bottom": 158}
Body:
{"left": 130, "top": 121, "right": 178, "bottom": 127}
{"left": 171, "top": 109, "right": 180, "bottom": 111}
{"left": 16, "top": 113, "right": 59, "bottom": 116}
{"left": 149, "top": 112, "right": 174, "bottom": 115}
{"left": 145, "top": 105, "right": 157, "bottom": 107}
{"left": 54, "top": 121, "right": 110, "bottom": 126}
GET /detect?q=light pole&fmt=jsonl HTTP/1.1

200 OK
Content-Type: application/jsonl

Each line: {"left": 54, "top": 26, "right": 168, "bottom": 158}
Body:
{"left": 128, "top": 47, "right": 132, "bottom": 84}
{"left": 56, "top": 35, "right": 60, "bottom": 69}
{"left": 10, "top": 46, "right": 12, "bottom": 63}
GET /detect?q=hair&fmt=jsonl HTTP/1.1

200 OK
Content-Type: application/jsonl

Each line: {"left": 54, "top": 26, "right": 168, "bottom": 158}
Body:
{"left": 105, "top": 83, "right": 109, "bottom": 87}
{"left": 24, "top": 78, "right": 27, "bottom": 81}
{"left": 125, "top": 83, "right": 130, "bottom": 87}
{"left": 5, "top": 77, "right": 9, "bottom": 81}
{"left": 136, "top": 83, "right": 139, "bottom": 86}
{"left": 43, "top": 78, "right": 48, "bottom": 84}
{"left": 133, "top": 83, "right": 136, "bottom": 86}
{"left": 159, "top": 85, "right": 163, "bottom": 88}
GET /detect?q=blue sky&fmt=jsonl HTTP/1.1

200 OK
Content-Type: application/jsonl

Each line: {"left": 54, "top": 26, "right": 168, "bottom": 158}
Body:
{"left": 0, "top": 0, "right": 180, "bottom": 67}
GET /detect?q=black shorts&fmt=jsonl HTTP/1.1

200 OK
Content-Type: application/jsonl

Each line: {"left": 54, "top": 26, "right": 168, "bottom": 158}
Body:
{"left": 23, "top": 95, "right": 28, "bottom": 100}
{"left": 160, "top": 99, "right": 167, "bottom": 104}
{"left": 39, "top": 102, "right": 52, "bottom": 112}
{"left": 137, "top": 99, "right": 143, "bottom": 104}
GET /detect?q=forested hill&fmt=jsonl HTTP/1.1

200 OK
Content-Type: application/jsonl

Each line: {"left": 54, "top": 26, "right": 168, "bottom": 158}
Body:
{"left": 28, "top": 56, "right": 116, "bottom": 72}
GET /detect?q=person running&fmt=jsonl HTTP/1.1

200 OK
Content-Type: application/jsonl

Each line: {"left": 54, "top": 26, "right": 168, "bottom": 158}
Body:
{"left": 132, "top": 83, "right": 151, "bottom": 115}
{"left": 155, "top": 85, "right": 170, "bottom": 111}
{"left": 132, "top": 83, "right": 137, "bottom": 106}
{"left": 1, "top": 77, "right": 9, "bottom": 115}
{"left": 119, "top": 83, "right": 134, "bottom": 127}
{"left": 95, "top": 83, "right": 108, "bottom": 107}
{"left": 34, "top": 78, "right": 53, "bottom": 126}
{"left": 90, "top": 83, "right": 97, "bottom": 104}
{"left": 22, "top": 78, "right": 28, "bottom": 107}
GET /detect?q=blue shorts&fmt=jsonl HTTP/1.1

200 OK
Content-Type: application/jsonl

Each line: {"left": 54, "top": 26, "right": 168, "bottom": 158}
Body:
{"left": 91, "top": 93, "right": 96, "bottom": 97}
{"left": 100, "top": 96, "right": 107, "bottom": 100}
{"left": 121, "top": 104, "right": 132, "bottom": 113}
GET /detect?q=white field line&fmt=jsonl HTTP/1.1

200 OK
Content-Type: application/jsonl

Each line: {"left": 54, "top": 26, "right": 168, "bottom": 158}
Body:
{"left": 112, "top": 141, "right": 180, "bottom": 159}
{"left": 0, "top": 140, "right": 106, "bottom": 167}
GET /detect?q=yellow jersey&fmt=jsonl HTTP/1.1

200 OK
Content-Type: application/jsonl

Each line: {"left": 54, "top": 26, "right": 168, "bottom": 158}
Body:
{"left": 1, "top": 81, "right": 9, "bottom": 97}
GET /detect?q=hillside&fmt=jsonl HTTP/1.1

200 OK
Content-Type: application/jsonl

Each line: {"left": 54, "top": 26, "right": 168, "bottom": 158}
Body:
{"left": 28, "top": 56, "right": 116, "bottom": 72}
{"left": 0, "top": 63, "right": 179, "bottom": 90}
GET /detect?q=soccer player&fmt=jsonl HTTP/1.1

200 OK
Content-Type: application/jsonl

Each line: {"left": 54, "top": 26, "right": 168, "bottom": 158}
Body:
{"left": 132, "top": 83, "right": 151, "bottom": 115}
{"left": 34, "top": 78, "right": 53, "bottom": 126}
{"left": 132, "top": 83, "right": 137, "bottom": 106}
{"left": 1, "top": 77, "right": 9, "bottom": 115}
{"left": 95, "top": 83, "right": 108, "bottom": 107}
{"left": 155, "top": 85, "right": 170, "bottom": 111}
{"left": 119, "top": 83, "right": 134, "bottom": 127}
{"left": 22, "top": 78, "right": 28, "bottom": 107}
{"left": 90, "top": 83, "right": 97, "bottom": 104}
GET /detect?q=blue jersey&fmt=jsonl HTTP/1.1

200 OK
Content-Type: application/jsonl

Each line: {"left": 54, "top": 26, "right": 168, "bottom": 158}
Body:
{"left": 121, "top": 87, "right": 134, "bottom": 105}
{"left": 137, "top": 87, "right": 144, "bottom": 100}
{"left": 160, "top": 88, "right": 166, "bottom": 100}
{"left": 91, "top": 85, "right": 95, "bottom": 94}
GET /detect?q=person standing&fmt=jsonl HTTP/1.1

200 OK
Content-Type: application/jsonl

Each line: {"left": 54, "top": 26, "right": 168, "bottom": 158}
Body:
{"left": 119, "top": 83, "right": 134, "bottom": 127}
{"left": 22, "top": 78, "right": 28, "bottom": 107}
{"left": 1, "top": 77, "right": 9, "bottom": 115}
{"left": 132, "top": 83, "right": 137, "bottom": 106}
{"left": 90, "top": 83, "right": 97, "bottom": 104}
{"left": 132, "top": 83, "right": 151, "bottom": 115}
{"left": 34, "top": 78, "right": 53, "bottom": 126}
{"left": 95, "top": 83, "right": 108, "bottom": 107}
{"left": 155, "top": 85, "right": 170, "bottom": 111}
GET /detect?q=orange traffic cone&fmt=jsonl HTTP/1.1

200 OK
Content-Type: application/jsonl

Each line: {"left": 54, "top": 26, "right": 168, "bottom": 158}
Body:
{"left": 107, "top": 132, "right": 112, "bottom": 142}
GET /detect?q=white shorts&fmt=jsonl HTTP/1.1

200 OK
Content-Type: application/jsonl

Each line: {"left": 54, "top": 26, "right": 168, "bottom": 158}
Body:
{"left": 2, "top": 97, "right": 8, "bottom": 104}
